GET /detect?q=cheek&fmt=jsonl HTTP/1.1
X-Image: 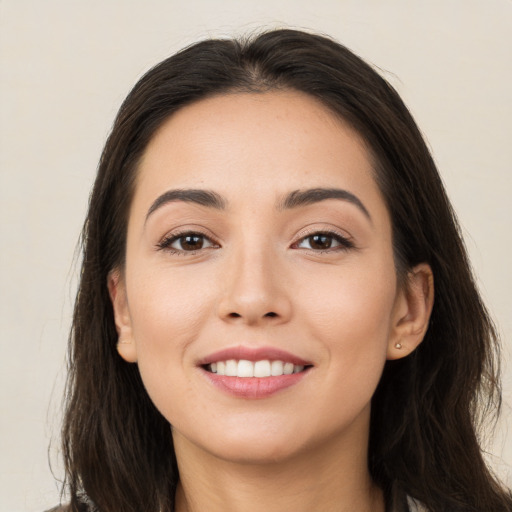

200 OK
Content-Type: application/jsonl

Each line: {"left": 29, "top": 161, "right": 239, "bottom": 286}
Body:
{"left": 299, "top": 255, "right": 397, "bottom": 341}
{"left": 128, "top": 257, "right": 218, "bottom": 333}
{"left": 126, "top": 267, "right": 215, "bottom": 376}
{"left": 125, "top": 270, "right": 215, "bottom": 423}
{"left": 298, "top": 259, "right": 397, "bottom": 401}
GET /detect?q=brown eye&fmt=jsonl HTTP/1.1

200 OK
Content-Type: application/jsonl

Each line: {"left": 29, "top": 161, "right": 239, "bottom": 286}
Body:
{"left": 295, "top": 232, "right": 353, "bottom": 251}
{"left": 308, "top": 234, "right": 333, "bottom": 250}
{"left": 177, "top": 234, "right": 205, "bottom": 251}
{"left": 159, "top": 232, "right": 216, "bottom": 253}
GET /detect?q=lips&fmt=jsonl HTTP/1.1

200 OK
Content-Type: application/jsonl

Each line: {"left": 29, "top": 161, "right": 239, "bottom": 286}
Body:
{"left": 198, "top": 346, "right": 313, "bottom": 399}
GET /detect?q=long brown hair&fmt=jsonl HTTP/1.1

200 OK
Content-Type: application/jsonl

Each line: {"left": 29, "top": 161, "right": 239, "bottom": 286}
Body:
{"left": 62, "top": 29, "right": 511, "bottom": 511}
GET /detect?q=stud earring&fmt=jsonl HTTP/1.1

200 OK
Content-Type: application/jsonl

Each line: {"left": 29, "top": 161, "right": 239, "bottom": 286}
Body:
{"left": 394, "top": 342, "right": 403, "bottom": 349}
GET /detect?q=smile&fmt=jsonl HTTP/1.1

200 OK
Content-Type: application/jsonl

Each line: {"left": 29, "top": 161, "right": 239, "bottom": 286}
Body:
{"left": 199, "top": 347, "right": 313, "bottom": 399}
{"left": 207, "top": 359, "right": 306, "bottom": 377}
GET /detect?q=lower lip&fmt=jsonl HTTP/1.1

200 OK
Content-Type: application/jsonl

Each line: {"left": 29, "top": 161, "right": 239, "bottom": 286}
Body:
{"left": 201, "top": 368, "right": 311, "bottom": 399}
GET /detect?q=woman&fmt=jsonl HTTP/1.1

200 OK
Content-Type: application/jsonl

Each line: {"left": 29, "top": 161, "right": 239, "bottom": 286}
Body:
{"left": 58, "top": 29, "right": 511, "bottom": 511}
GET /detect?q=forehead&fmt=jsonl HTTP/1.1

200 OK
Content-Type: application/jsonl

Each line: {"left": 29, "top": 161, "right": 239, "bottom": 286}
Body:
{"left": 134, "top": 90, "right": 384, "bottom": 215}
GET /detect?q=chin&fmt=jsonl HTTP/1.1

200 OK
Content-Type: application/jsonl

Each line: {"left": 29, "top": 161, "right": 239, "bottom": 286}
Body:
{"left": 208, "top": 436, "right": 304, "bottom": 465}
{"left": 173, "top": 417, "right": 310, "bottom": 465}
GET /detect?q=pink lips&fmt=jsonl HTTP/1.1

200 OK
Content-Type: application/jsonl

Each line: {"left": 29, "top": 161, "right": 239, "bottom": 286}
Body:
{"left": 198, "top": 346, "right": 313, "bottom": 399}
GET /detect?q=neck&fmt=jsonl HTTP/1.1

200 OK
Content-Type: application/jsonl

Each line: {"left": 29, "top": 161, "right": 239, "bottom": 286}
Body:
{"left": 172, "top": 410, "right": 385, "bottom": 512}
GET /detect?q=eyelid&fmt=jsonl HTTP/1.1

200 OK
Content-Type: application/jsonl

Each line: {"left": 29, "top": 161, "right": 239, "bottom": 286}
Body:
{"left": 156, "top": 227, "right": 220, "bottom": 254}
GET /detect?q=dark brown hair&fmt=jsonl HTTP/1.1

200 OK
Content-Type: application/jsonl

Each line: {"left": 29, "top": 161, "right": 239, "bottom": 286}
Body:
{"left": 61, "top": 29, "right": 511, "bottom": 511}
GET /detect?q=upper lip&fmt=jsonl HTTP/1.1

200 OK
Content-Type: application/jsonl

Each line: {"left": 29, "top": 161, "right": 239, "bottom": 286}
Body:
{"left": 197, "top": 346, "right": 313, "bottom": 366}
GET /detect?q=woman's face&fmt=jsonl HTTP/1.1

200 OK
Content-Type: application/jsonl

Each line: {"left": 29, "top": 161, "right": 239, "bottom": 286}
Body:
{"left": 110, "top": 91, "right": 420, "bottom": 464}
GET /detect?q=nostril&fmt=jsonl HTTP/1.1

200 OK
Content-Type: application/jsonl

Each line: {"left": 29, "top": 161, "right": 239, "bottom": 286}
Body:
{"left": 223, "top": 311, "right": 280, "bottom": 321}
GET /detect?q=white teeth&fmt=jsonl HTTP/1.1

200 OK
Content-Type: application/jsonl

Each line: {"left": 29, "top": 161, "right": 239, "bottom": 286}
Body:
{"left": 207, "top": 359, "right": 307, "bottom": 377}
{"left": 254, "top": 360, "right": 271, "bottom": 377}
{"left": 270, "top": 360, "right": 283, "bottom": 376}
{"left": 216, "top": 361, "right": 225, "bottom": 375}
{"left": 225, "top": 359, "right": 238, "bottom": 377}
{"left": 283, "top": 362, "right": 294, "bottom": 375}
{"left": 237, "top": 359, "right": 254, "bottom": 377}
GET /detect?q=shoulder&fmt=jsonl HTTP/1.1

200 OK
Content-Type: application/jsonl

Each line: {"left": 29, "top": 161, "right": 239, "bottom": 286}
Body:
{"left": 44, "top": 502, "right": 93, "bottom": 512}
{"left": 44, "top": 506, "right": 75, "bottom": 512}
{"left": 45, "top": 497, "right": 95, "bottom": 512}
{"left": 406, "top": 496, "right": 428, "bottom": 512}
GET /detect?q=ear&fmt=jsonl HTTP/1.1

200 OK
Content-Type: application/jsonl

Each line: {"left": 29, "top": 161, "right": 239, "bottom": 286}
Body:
{"left": 387, "top": 263, "right": 434, "bottom": 360}
{"left": 108, "top": 269, "right": 138, "bottom": 363}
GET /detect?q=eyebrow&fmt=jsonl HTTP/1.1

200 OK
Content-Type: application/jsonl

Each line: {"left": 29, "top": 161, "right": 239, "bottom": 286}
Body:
{"left": 279, "top": 188, "right": 371, "bottom": 220}
{"left": 146, "top": 189, "right": 226, "bottom": 221}
{"left": 145, "top": 186, "right": 371, "bottom": 222}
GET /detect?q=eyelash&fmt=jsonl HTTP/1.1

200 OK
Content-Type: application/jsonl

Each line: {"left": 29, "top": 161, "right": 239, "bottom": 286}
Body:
{"left": 156, "top": 229, "right": 355, "bottom": 255}
{"left": 292, "top": 229, "right": 355, "bottom": 253}
{"left": 157, "top": 230, "right": 219, "bottom": 254}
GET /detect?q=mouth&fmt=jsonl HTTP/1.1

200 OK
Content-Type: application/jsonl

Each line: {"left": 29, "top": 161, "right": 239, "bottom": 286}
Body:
{"left": 198, "top": 346, "right": 313, "bottom": 399}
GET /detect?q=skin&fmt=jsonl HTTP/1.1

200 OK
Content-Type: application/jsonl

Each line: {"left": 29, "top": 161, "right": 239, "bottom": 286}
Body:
{"left": 109, "top": 91, "right": 434, "bottom": 512}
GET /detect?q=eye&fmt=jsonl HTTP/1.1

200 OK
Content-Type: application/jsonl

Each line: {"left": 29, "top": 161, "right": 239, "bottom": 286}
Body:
{"left": 295, "top": 232, "right": 354, "bottom": 251}
{"left": 158, "top": 232, "right": 217, "bottom": 253}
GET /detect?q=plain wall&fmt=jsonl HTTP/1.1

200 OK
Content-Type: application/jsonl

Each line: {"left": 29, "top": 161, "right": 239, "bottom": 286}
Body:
{"left": 1, "top": 1, "right": 511, "bottom": 510}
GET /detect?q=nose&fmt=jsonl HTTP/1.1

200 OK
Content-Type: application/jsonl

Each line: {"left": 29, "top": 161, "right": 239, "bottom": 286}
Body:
{"left": 217, "top": 245, "right": 292, "bottom": 326}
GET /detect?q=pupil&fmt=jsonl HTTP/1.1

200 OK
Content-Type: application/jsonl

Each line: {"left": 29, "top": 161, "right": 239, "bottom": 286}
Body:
{"left": 183, "top": 235, "right": 203, "bottom": 250}
{"left": 311, "top": 234, "right": 331, "bottom": 249}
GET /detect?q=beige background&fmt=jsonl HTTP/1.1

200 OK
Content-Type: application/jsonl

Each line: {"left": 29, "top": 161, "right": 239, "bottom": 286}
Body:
{"left": 1, "top": 1, "right": 511, "bottom": 510}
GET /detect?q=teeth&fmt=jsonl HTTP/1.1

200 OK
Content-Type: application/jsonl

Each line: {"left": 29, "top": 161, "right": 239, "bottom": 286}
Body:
{"left": 237, "top": 359, "right": 254, "bottom": 378}
{"left": 207, "top": 359, "right": 307, "bottom": 377}
{"left": 254, "top": 360, "right": 271, "bottom": 377}
{"left": 225, "top": 359, "right": 238, "bottom": 377}
{"left": 270, "top": 360, "right": 283, "bottom": 376}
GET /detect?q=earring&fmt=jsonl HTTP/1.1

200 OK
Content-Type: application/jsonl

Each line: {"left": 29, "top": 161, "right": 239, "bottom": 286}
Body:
{"left": 394, "top": 342, "right": 403, "bottom": 349}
